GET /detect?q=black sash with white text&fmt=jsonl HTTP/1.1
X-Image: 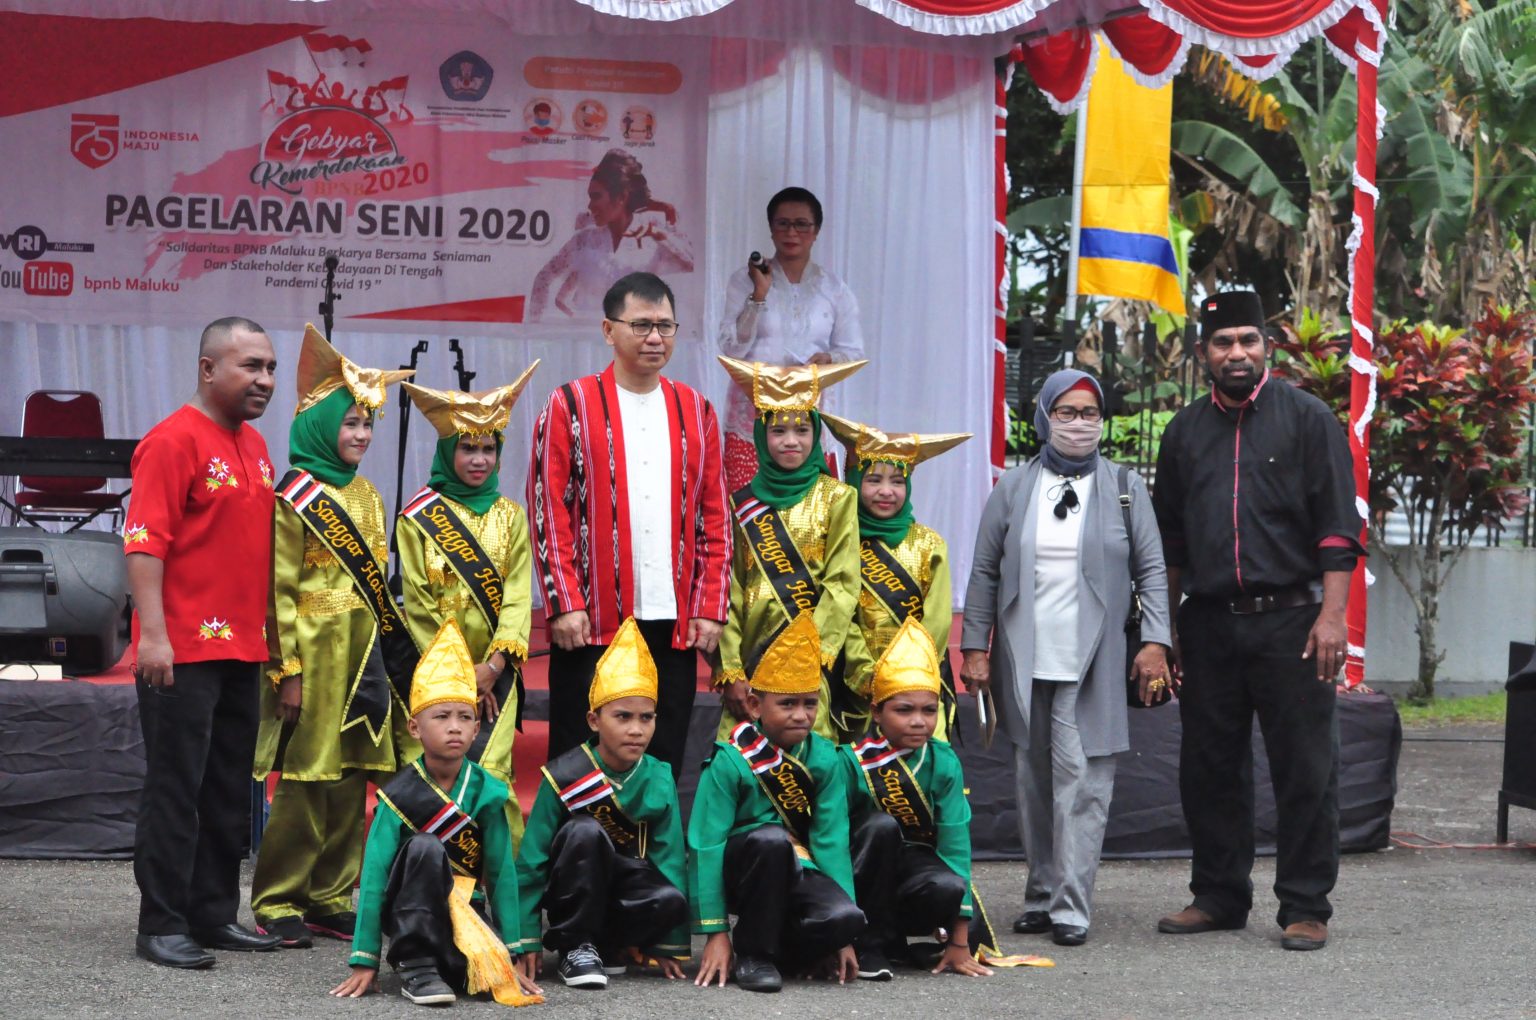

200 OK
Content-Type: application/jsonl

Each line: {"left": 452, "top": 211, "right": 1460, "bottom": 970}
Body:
{"left": 852, "top": 736, "right": 1000, "bottom": 960}
{"left": 541, "top": 744, "right": 648, "bottom": 859}
{"left": 279, "top": 470, "right": 417, "bottom": 735}
{"left": 377, "top": 760, "right": 485, "bottom": 879}
{"left": 731, "top": 485, "right": 821, "bottom": 622}
{"left": 729, "top": 721, "right": 815, "bottom": 856}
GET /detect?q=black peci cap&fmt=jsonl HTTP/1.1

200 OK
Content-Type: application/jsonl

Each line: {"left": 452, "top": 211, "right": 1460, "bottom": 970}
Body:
{"left": 1198, "top": 290, "right": 1265, "bottom": 341}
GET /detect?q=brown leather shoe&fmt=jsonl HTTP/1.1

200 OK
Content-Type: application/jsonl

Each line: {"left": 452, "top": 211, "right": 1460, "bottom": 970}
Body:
{"left": 1157, "top": 905, "right": 1246, "bottom": 934}
{"left": 1280, "top": 920, "right": 1328, "bottom": 951}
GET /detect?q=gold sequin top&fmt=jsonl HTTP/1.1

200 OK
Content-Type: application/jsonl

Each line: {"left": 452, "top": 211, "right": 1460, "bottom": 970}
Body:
{"left": 718, "top": 473, "right": 861, "bottom": 684}
{"left": 260, "top": 475, "right": 397, "bottom": 780}
{"left": 397, "top": 494, "right": 531, "bottom": 666}
{"left": 844, "top": 522, "right": 952, "bottom": 696}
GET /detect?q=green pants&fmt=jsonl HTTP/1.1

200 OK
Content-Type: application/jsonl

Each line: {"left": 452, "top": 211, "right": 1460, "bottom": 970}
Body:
{"left": 251, "top": 772, "right": 368, "bottom": 923}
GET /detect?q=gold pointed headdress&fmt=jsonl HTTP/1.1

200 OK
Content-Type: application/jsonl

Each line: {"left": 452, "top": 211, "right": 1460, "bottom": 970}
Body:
{"left": 403, "top": 361, "right": 540, "bottom": 439}
{"left": 717, "top": 355, "right": 866, "bottom": 426}
{"left": 820, "top": 411, "right": 972, "bottom": 475}
{"left": 410, "top": 619, "right": 479, "bottom": 716}
{"left": 749, "top": 611, "right": 823, "bottom": 695}
{"left": 871, "top": 617, "right": 942, "bottom": 705}
{"left": 294, "top": 323, "right": 415, "bottom": 416}
{"left": 588, "top": 617, "right": 660, "bottom": 712}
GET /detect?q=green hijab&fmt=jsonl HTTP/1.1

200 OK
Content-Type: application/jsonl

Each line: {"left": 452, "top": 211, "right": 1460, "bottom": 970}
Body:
{"left": 287, "top": 388, "right": 360, "bottom": 488}
{"left": 428, "top": 432, "right": 503, "bottom": 515}
{"left": 749, "top": 412, "right": 829, "bottom": 510}
{"left": 847, "top": 458, "right": 915, "bottom": 546}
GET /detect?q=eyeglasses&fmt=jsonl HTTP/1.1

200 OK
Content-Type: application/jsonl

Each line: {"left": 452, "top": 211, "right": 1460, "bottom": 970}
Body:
{"left": 1048, "top": 406, "right": 1103, "bottom": 423}
{"left": 1051, "top": 480, "right": 1081, "bottom": 520}
{"left": 607, "top": 319, "right": 679, "bottom": 338}
{"left": 771, "top": 218, "right": 817, "bottom": 233}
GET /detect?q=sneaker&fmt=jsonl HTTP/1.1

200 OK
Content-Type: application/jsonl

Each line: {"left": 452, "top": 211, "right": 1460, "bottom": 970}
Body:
{"left": 304, "top": 911, "right": 356, "bottom": 941}
{"left": 255, "top": 915, "right": 313, "bottom": 949}
{"left": 558, "top": 943, "right": 608, "bottom": 989}
{"left": 397, "top": 958, "right": 456, "bottom": 1006}
{"left": 856, "top": 945, "right": 894, "bottom": 982}
{"left": 731, "top": 954, "right": 782, "bottom": 993}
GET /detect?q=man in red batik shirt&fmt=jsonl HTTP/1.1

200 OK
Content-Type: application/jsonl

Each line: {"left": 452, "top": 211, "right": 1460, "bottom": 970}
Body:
{"left": 125, "top": 317, "right": 284, "bottom": 969}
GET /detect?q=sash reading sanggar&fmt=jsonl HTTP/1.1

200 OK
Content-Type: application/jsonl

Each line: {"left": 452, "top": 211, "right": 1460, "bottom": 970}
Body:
{"left": 860, "top": 547, "right": 908, "bottom": 593}
{"left": 423, "top": 504, "right": 482, "bottom": 562}
{"left": 770, "top": 761, "right": 812, "bottom": 814}
{"left": 752, "top": 517, "right": 795, "bottom": 576}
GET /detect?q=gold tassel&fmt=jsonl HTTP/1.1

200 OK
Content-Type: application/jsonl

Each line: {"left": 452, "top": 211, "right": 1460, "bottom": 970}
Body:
{"left": 447, "top": 875, "right": 544, "bottom": 1007}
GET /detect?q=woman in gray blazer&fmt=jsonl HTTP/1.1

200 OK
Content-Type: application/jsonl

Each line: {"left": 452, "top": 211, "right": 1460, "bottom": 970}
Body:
{"left": 960, "top": 369, "right": 1171, "bottom": 947}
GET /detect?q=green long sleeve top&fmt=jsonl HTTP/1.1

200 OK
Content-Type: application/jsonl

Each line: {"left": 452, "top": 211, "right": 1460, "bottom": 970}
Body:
{"left": 686, "top": 730, "right": 854, "bottom": 934}
{"left": 840, "top": 738, "right": 974, "bottom": 917}
{"left": 349, "top": 757, "right": 519, "bottom": 968}
{"left": 512, "top": 747, "right": 690, "bottom": 957}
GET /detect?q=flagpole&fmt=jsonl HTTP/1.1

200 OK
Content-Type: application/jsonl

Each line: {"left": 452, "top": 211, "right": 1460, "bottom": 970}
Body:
{"left": 1063, "top": 100, "right": 1087, "bottom": 366}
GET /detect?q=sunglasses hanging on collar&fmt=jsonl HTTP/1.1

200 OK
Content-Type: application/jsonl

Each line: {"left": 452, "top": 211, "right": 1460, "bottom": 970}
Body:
{"left": 1047, "top": 478, "right": 1081, "bottom": 519}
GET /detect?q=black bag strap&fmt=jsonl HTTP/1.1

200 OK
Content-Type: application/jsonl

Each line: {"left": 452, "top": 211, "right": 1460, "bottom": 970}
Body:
{"left": 1116, "top": 464, "right": 1142, "bottom": 628}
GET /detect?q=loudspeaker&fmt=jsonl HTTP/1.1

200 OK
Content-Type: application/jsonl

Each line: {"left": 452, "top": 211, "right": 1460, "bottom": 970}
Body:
{"left": 0, "top": 528, "right": 128, "bottom": 675}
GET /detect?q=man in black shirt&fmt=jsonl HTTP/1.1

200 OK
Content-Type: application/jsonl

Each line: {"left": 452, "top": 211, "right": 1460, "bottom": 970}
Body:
{"left": 1151, "top": 291, "right": 1364, "bottom": 951}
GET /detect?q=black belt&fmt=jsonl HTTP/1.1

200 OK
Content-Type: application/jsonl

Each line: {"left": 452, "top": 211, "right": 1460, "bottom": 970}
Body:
{"left": 1223, "top": 585, "right": 1322, "bottom": 615}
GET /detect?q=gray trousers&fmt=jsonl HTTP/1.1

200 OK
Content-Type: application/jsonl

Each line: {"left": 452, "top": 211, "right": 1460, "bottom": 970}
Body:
{"left": 1014, "top": 679, "right": 1117, "bottom": 928}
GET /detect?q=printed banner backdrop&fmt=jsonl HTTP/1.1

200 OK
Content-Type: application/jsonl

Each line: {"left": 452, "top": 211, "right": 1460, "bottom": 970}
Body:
{"left": 0, "top": 22, "right": 706, "bottom": 340}
{"left": 0, "top": 1, "right": 1001, "bottom": 608}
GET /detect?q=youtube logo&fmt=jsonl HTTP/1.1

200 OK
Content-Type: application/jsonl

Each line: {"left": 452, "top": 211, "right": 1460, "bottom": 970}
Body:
{"left": 23, "top": 261, "right": 73, "bottom": 296}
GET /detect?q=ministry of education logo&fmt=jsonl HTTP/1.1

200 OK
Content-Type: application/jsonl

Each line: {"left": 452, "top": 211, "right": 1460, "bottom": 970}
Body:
{"left": 440, "top": 51, "right": 492, "bottom": 102}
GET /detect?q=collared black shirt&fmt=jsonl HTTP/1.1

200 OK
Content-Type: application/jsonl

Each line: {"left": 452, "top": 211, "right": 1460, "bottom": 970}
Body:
{"left": 1152, "top": 375, "right": 1365, "bottom": 599}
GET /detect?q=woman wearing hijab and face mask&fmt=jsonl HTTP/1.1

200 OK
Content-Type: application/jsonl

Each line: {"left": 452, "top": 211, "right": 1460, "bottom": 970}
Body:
{"left": 957, "top": 369, "right": 1172, "bottom": 948}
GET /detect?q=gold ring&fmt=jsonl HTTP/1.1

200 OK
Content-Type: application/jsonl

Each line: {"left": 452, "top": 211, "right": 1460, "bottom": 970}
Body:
{"left": 1148, "top": 677, "right": 1168, "bottom": 693}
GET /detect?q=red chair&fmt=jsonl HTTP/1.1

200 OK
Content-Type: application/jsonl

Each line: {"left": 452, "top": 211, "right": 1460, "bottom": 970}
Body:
{"left": 13, "top": 390, "right": 127, "bottom": 531}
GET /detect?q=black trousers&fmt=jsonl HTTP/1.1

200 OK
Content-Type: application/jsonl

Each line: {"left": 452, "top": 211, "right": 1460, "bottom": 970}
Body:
{"left": 1177, "top": 599, "right": 1340, "bottom": 928}
{"left": 382, "top": 833, "right": 468, "bottom": 988}
{"left": 849, "top": 812, "right": 966, "bottom": 951}
{"left": 133, "top": 659, "right": 260, "bottom": 935}
{"left": 547, "top": 617, "right": 698, "bottom": 778}
{"left": 724, "top": 826, "right": 866, "bottom": 964}
{"left": 540, "top": 813, "right": 688, "bottom": 954}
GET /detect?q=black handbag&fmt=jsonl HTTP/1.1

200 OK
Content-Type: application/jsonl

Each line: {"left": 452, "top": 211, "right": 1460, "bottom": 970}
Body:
{"left": 1117, "top": 464, "right": 1169, "bottom": 708}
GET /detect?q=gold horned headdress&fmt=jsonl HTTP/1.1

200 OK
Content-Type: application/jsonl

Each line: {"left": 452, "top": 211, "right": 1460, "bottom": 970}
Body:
{"left": 294, "top": 323, "right": 414, "bottom": 416}
{"left": 402, "top": 361, "right": 541, "bottom": 438}
{"left": 717, "top": 354, "right": 866, "bottom": 427}
{"left": 820, "top": 411, "right": 971, "bottom": 476}
{"left": 588, "top": 617, "right": 660, "bottom": 712}
{"left": 871, "top": 617, "right": 943, "bottom": 705}
{"left": 749, "top": 611, "right": 823, "bottom": 695}
{"left": 410, "top": 619, "right": 479, "bottom": 717}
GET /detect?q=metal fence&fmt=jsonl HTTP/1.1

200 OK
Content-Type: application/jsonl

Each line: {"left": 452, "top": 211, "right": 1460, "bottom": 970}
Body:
{"left": 1005, "top": 318, "right": 1536, "bottom": 548}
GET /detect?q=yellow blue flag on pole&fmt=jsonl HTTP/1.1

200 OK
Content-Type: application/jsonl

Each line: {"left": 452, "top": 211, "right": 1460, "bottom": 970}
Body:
{"left": 1075, "top": 36, "right": 1185, "bottom": 316}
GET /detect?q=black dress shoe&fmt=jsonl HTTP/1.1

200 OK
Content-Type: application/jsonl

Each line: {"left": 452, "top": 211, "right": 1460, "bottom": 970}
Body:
{"left": 1012, "top": 910, "right": 1051, "bottom": 935}
{"left": 136, "top": 934, "right": 215, "bottom": 969}
{"left": 731, "top": 955, "right": 782, "bottom": 993}
{"left": 1051, "top": 924, "right": 1088, "bottom": 947}
{"left": 192, "top": 923, "right": 282, "bottom": 952}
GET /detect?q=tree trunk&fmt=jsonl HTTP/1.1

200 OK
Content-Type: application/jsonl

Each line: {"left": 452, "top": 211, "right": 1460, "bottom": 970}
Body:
{"left": 1408, "top": 508, "right": 1448, "bottom": 702}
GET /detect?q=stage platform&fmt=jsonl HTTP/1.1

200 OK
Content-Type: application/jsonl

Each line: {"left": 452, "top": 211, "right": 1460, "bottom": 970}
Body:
{"left": 0, "top": 613, "right": 1401, "bottom": 861}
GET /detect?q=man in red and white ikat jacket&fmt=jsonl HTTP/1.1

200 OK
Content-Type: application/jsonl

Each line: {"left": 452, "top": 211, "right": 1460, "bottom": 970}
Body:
{"left": 528, "top": 271, "right": 731, "bottom": 777}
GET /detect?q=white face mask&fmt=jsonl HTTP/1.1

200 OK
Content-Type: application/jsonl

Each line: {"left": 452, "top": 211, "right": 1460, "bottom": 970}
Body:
{"left": 1048, "top": 418, "right": 1102, "bottom": 458}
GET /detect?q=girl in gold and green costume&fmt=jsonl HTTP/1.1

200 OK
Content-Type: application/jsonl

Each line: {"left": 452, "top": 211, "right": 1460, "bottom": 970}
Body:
{"left": 396, "top": 367, "right": 538, "bottom": 832}
{"left": 253, "top": 326, "right": 414, "bottom": 947}
{"left": 714, "top": 355, "right": 864, "bottom": 740}
{"left": 821, "top": 411, "right": 971, "bottom": 742}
